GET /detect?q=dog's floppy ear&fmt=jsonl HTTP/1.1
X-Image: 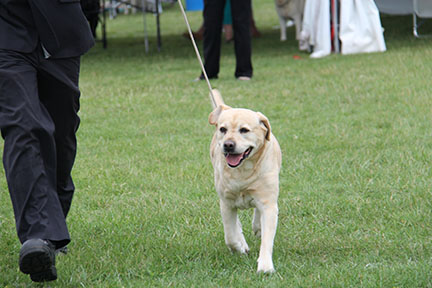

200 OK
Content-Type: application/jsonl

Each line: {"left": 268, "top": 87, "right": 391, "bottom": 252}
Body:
{"left": 209, "top": 104, "right": 231, "bottom": 125}
{"left": 257, "top": 112, "right": 271, "bottom": 141}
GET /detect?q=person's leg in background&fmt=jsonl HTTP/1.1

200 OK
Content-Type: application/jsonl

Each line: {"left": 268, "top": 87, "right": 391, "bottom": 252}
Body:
{"left": 231, "top": 0, "right": 253, "bottom": 79}
{"left": 250, "top": 4, "right": 261, "bottom": 38}
{"left": 202, "top": 0, "right": 226, "bottom": 79}
{"left": 223, "top": 0, "right": 233, "bottom": 42}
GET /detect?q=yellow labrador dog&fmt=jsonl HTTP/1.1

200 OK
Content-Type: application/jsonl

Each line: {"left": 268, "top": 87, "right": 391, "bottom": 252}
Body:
{"left": 208, "top": 89, "right": 281, "bottom": 273}
{"left": 275, "top": 0, "right": 308, "bottom": 51}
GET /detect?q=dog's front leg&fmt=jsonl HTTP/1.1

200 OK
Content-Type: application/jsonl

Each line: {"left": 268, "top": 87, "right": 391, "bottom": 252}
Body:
{"left": 294, "top": 15, "right": 308, "bottom": 51}
{"left": 220, "top": 199, "right": 249, "bottom": 254}
{"left": 279, "top": 17, "right": 287, "bottom": 41}
{"left": 257, "top": 203, "right": 278, "bottom": 273}
{"left": 293, "top": 14, "right": 302, "bottom": 41}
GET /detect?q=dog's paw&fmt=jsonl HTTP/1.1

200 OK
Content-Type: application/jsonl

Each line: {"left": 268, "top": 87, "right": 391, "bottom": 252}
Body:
{"left": 257, "top": 257, "right": 275, "bottom": 273}
{"left": 227, "top": 240, "right": 249, "bottom": 254}
{"left": 299, "top": 40, "right": 309, "bottom": 52}
{"left": 252, "top": 226, "right": 261, "bottom": 238}
{"left": 299, "top": 30, "right": 310, "bottom": 42}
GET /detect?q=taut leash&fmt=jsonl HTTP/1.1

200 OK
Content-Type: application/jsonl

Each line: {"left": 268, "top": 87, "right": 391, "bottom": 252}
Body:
{"left": 177, "top": 0, "right": 217, "bottom": 108}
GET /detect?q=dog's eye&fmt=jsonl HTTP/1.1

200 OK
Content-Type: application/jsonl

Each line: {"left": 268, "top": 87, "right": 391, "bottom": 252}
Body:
{"left": 240, "top": 128, "right": 249, "bottom": 134}
{"left": 220, "top": 127, "right": 227, "bottom": 133}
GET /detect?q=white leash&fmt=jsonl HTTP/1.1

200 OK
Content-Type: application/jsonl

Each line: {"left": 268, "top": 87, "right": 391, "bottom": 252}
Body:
{"left": 177, "top": 0, "right": 217, "bottom": 108}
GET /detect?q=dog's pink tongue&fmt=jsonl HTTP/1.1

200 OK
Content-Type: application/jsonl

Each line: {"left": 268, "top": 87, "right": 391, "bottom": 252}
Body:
{"left": 226, "top": 154, "right": 242, "bottom": 166}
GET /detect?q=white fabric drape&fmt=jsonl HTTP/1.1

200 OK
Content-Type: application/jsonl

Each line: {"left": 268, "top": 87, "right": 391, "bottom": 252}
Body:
{"left": 301, "top": 0, "right": 386, "bottom": 58}
{"left": 339, "top": 0, "right": 386, "bottom": 55}
{"left": 301, "top": 0, "right": 331, "bottom": 58}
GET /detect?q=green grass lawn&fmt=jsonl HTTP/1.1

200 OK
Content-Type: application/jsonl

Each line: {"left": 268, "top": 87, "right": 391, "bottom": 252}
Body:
{"left": 1, "top": 1, "right": 432, "bottom": 287}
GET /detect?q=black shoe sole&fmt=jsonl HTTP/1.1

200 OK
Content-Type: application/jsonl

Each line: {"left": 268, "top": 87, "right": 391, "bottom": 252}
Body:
{"left": 19, "top": 240, "right": 57, "bottom": 282}
{"left": 30, "top": 265, "right": 57, "bottom": 282}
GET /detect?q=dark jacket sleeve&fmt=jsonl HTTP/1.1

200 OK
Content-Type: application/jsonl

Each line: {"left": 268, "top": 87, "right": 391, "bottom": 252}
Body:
{"left": 28, "top": 0, "right": 95, "bottom": 58}
{"left": 0, "top": 0, "right": 94, "bottom": 58}
{"left": 0, "top": 0, "right": 39, "bottom": 52}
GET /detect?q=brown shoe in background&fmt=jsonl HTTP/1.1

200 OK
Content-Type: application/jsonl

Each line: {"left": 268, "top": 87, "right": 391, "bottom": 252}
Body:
{"left": 183, "top": 24, "right": 204, "bottom": 41}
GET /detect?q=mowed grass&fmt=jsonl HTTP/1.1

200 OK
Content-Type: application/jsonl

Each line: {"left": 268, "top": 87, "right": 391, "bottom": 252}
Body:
{"left": 1, "top": 1, "right": 432, "bottom": 286}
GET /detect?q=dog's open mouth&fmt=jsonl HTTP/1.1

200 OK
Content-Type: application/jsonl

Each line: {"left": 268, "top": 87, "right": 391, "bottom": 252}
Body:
{"left": 224, "top": 147, "right": 253, "bottom": 168}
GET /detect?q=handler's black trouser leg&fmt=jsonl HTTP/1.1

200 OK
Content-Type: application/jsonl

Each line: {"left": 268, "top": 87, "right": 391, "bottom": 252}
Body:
{"left": 230, "top": 0, "right": 252, "bottom": 78}
{"left": 202, "top": 0, "right": 253, "bottom": 79}
{"left": 0, "top": 47, "right": 81, "bottom": 249}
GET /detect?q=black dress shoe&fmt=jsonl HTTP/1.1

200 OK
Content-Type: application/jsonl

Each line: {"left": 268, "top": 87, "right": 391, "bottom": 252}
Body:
{"left": 193, "top": 74, "right": 218, "bottom": 82}
{"left": 19, "top": 239, "right": 57, "bottom": 282}
{"left": 55, "top": 246, "right": 68, "bottom": 256}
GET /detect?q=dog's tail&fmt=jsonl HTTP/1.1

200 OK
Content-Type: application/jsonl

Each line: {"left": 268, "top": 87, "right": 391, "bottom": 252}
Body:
{"left": 209, "top": 89, "right": 225, "bottom": 109}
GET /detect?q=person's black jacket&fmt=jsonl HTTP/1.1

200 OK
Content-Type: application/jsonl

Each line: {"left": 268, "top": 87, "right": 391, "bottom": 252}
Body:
{"left": 0, "top": 0, "right": 94, "bottom": 58}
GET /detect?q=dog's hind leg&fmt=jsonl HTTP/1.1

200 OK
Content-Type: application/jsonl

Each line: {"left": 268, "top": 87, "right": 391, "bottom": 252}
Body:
{"left": 252, "top": 208, "right": 261, "bottom": 237}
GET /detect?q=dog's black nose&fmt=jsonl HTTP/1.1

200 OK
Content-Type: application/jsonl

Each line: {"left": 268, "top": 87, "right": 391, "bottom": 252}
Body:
{"left": 224, "top": 140, "right": 236, "bottom": 153}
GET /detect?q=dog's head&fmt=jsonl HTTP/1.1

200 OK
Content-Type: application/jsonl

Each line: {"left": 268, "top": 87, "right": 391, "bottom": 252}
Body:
{"left": 209, "top": 105, "right": 271, "bottom": 168}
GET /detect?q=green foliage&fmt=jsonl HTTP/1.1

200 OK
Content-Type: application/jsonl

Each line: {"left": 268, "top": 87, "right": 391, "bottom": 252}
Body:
{"left": 1, "top": 1, "right": 432, "bottom": 286}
